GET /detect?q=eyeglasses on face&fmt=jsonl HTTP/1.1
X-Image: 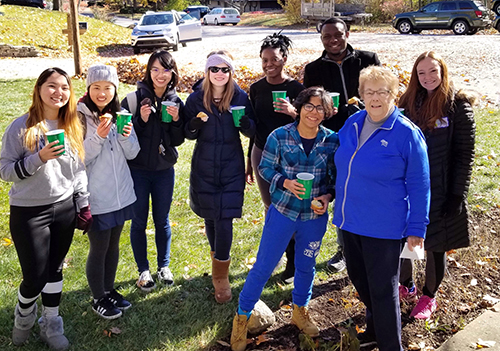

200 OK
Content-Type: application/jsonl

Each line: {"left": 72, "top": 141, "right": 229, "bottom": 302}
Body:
{"left": 151, "top": 67, "right": 171, "bottom": 74}
{"left": 209, "top": 66, "right": 231, "bottom": 74}
{"left": 303, "top": 103, "right": 325, "bottom": 114}
{"left": 363, "top": 89, "right": 391, "bottom": 98}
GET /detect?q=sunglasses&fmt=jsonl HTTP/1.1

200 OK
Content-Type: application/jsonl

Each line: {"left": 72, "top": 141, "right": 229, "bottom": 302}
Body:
{"left": 209, "top": 66, "right": 231, "bottom": 74}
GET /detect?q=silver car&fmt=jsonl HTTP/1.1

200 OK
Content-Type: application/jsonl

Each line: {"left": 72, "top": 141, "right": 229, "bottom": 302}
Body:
{"left": 131, "top": 10, "right": 202, "bottom": 54}
{"left": 203, "top": 8, "right": 241, "bottom": 25}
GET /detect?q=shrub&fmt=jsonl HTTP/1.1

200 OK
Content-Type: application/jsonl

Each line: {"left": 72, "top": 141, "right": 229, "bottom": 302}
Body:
{"left": 277, "top": 0, "right": 304, "bottom": 24}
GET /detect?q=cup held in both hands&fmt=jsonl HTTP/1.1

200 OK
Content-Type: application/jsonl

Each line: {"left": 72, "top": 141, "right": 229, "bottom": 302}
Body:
{"left": 45, "top": 129, "right": 65, "bottom": 155}
{"left": 296, "top": 172, "right": 314, "bottom": 200}
{"left": 230, "top": 106, "right": 245, "bottom": 127}
{"left": 161, "top": 101, "right": 177, "bottom": 123}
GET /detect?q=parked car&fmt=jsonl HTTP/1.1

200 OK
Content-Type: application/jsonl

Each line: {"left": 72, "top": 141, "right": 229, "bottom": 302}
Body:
{"left": 1, "top": 0, "right": 46, "bottom": 8}
{"left": 203, "top": 7, "right": 241, "bottom": 25}
{"left": 183, "top": 5, "right": 210, "bottom": 19}
{"left": 131, "top": 10, "right": 202, "bottom": 54}
{"left": 392, "top": 0, "right": 491, "bottom": 35}
{"left": 494, "top": 15, "right": 500, "bottom": 31}
{"left": 493, "top": 0, "right": 500, "bottom": 15}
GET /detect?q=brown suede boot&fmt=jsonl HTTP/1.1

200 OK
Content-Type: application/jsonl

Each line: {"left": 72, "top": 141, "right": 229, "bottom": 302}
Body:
{"left": 230, "top": 313, "right": 248, "bottom": 351}
{"left": 291, "top": 304, "right": 320, "bottom": 337}
{"left": 212, "top": 257, "right": 232, "bottom": 303}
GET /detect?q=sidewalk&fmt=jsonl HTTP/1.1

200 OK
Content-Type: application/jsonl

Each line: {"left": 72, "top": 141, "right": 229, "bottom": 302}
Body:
{"left": 436, "top": 302, "right": 500, "bottom": 351}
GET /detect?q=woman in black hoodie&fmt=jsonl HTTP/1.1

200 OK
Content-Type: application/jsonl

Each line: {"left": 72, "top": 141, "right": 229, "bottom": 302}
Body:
{"left": 121, "top": 50, "right": 184, "bottom": 292}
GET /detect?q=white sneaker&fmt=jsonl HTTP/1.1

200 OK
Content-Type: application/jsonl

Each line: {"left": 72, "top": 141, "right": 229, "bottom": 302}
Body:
{"left": 157, "top": 266, "right": 174, "bottom": 286}
{"left": 137, "top": 270, "right": 156, "bottom": 292}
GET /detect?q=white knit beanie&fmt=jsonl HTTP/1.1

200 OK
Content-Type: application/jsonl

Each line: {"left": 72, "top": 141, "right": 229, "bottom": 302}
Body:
{"left": 86, "top": 64, "right": 119, "bottom": 88}
{"left": 205, "top": 54, "right": 234, "bottom": 74}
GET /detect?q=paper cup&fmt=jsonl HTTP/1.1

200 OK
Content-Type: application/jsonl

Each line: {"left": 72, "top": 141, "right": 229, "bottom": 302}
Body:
{"left": 398, "top": 108, "right": 405, "bottom": 116}
{"left": 45, "top": 129, "right": 65, "bottom": 155}
{"left": 296, "top": 172, "right": 315, "bottom": 200}
{"left": 272, "top": 91, "right": 287, "bottom": 111}
{"left": 116, "top": 112, "right": 132, "bottom": 134}
{"left": 161, "top": 101, "right": 177, "bottom": 123}
{"left": 329, "top": 92, "right": 340, "bottom": 108}
{"left": 231, "top": 106, "right": 245, "bottom": 127}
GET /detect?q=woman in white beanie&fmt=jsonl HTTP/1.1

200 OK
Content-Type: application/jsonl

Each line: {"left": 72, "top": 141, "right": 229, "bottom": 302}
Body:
{"left": 184, "top": 51, "right": 256, "bottom": 303}
{"left": 78, "top": 64, "right": 140, "bottom": 319}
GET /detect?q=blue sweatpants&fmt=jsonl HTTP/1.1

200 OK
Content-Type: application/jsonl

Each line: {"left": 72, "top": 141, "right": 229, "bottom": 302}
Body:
{"left": 341, "top": 229, "right": 403, "bottom": 351}
{"left": 239, "top": 205, "right": 328, "bottom": 312}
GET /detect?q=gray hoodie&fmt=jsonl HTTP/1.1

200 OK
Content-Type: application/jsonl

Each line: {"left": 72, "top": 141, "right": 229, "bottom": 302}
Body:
{"left": 0, "top": 114, "right": 89, "bottom": 208}
{"left": 77, "top": 103, "right": 140, "bottom": 216}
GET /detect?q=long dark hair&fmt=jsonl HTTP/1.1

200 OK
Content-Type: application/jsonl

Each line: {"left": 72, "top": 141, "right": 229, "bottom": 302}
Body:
{"left": 260, "top": 31, "right": 293, "bottom": 58}
{"left": 143, "top": 49, "right": 179, "bottom": 93}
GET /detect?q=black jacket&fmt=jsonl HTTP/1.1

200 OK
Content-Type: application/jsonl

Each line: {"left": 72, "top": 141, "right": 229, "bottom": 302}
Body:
{"left": 303, "top": 45, "right": 380, "bottom": 132}
{"left": 184, "top": 83, "right": 256, "bottom": 220}
{"left": 417, "top": 96, "right": 475, "bottom": 252}
{"left": 121, "top": 82, "right": 184, "bottom": 171}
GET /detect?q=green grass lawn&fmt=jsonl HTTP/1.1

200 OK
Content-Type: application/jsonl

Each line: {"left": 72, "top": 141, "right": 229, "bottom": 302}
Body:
{"left": 0, "top": 78, "right": 342, "bottom": 351}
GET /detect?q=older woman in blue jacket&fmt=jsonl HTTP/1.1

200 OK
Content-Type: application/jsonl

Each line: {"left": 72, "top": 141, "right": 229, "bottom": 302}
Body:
{"left": 184, "top": 51, "right": 255, "bottom": 304}
{"left": 333, "top": 66, "right": 430, "bottom": 351}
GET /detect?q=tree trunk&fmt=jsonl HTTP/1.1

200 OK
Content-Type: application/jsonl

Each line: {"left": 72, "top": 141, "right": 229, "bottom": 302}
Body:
{"left": 53, "top": 0, "right": 60, "bottom": 11}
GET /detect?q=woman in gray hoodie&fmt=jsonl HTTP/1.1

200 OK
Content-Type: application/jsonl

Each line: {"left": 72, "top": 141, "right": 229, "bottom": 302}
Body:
{"left": 77, "top": 64, "right": 140, "bottom": 320}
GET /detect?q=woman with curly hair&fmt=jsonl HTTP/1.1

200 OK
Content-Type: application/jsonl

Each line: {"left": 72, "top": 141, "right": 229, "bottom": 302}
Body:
{"left": 398, "top": 51, "right": 476, "bottom": 320}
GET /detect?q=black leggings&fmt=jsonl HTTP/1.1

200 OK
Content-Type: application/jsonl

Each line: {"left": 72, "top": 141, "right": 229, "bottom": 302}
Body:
{"left": 400, "top": 251, "right": 447, "bottom": 298}
{"left": 86, "top": 225, "right": 123, "bottom": 299}
{"left": 204, "top": 218, "right": 233, "bottom": 261}
{"left": 10, "top": 197, "right": 76, "bottom": 308}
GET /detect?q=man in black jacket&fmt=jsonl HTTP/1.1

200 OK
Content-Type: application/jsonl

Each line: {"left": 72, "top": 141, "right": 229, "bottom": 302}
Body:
{"left": 304, "top": 17, "right": 380, "bottom": 272}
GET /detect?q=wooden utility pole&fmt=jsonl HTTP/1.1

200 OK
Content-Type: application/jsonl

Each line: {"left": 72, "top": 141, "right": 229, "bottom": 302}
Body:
{"left": 69, "top": 0, "right": 82, "bottom": 75}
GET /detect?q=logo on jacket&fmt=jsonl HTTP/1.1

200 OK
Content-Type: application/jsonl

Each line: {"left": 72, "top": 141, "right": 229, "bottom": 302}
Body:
{"left": 380, "top": 139, "right": 388, "bottom": 147}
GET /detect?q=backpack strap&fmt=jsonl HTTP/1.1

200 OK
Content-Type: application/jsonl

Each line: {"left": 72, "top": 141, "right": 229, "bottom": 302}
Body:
{"left": 126, "top": 91, "right": 138, "bottom": 116}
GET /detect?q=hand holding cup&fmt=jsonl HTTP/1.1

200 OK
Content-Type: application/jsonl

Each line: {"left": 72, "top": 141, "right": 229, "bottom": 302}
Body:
{"left": 39, "top": 140, "right": 64, "bottom": 162}
{"left": 122, "top": 122, "right": 133, "bottom": 137}
{"left": 284, "top": 178, "right": 306, "bottom": 200}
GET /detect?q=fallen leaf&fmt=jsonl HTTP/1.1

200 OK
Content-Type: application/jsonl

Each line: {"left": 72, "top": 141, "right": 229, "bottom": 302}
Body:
{"left": 280, "top": 304, "right": 292, "bottom": 311}
{"left": 482, "top": 295, "right": 500, "bottom": 307}
{"left": 475, "top": 339, "right": 496, "bottom": 348}
{"left": 216, "top": 340, "right": 230, "bottom": 347}
{"left": 110, "top": 327, "right": 121, "bottom": 335}
{"left": 255, "top": 334, "right": 272, "bottom": 345}
{"left": 470, "top": 278, "right": 478, "bottom": 286}
{"left": 2, "top": 237, "right": 13, "bottom": 246}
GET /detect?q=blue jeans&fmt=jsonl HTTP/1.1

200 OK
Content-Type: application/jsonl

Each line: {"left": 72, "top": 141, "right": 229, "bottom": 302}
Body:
{"left": 130, "top": 167, "right": 174, "bottom": 273}
{"left": 239, "top": 205, "right": 328, "bottom": 312}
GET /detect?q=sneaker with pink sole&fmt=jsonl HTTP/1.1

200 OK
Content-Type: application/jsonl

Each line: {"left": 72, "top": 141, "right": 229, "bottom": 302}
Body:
{"left": 399, "top": 284, "right": 418, "bottom": 303}
{"left": 410, "top": 295, "right": 437, "bottom": 319}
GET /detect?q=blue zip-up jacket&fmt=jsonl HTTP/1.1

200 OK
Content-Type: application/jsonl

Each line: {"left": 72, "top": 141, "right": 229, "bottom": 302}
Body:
{"left": 259, "top": 122, "right": 339, "bottom": 222}
{"left": 333, "top": 108, "right": 430, "bottom": 240}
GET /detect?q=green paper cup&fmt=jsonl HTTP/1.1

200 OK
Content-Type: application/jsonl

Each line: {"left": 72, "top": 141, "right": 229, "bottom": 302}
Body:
{"left": 329, "top": 92, "right": 340, "bottom": 108}
{"left": 272, "top": 91, "right": 287, "bottom": 111}
{"left": 116, "top": 112, "right": 132, "bottom": 134}
{"left": 161, "top": 101, "right": 177, "bottom": 123}
{"left": 398, "top": 108, "right": 405, "bottom": 116}
{"left": 45, "top": 129, "right": 65, "bottom": 155}
{"left": 231, "top": 106, "right": 245, "bottom": 127}
{"left": 296, "top": 172, "right": 315, "bottom": 200}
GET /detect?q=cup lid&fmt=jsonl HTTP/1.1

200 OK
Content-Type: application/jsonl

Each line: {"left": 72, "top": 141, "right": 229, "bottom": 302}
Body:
{"left": 231, "top": 106, "right": 245, "bottom": 111}
{"left": 297, "top": 172, "right": 315, "bottom": 180}
{"left": 162, "top": 101, "right": 177, "bottom": 106}
{"left": 45, "top": 129, "right": 65, "bottom": 135}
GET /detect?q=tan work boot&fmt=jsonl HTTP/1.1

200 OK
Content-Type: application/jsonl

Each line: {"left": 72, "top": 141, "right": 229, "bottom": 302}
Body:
{"left": 291, "top": 304, "right": 320, "bottom": 337}
{"left": 230, "top": 313, "right": 249, "bottom": 351}
{"left": 212, "top": 257, "right": 232, "bottom": 303}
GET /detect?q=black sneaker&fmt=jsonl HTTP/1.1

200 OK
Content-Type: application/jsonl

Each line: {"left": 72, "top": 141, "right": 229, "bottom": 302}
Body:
{"left": 357, "top": 332, "right": 377, "bottom": 348}
{"left": 327, "top": 249, "right": 346, "bottom": 273}
{"left": 92, "top": 296, "right": 122, "bottom": 320}
{"left": 107, "top": 289, "right": 132, "bottom": 311}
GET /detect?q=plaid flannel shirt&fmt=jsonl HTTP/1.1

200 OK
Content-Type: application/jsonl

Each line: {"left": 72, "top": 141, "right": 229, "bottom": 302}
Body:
{"left": 258, "top": 122, "right": 339, "bottom": 222}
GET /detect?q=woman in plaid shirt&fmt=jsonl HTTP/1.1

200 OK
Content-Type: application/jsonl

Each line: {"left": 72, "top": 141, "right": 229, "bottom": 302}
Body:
{"left": 230, "top": 87, "right": 339, "bottom": 351}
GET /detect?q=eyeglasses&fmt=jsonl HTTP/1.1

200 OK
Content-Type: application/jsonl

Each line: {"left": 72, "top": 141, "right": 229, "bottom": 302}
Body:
{"left": 151, "top": 68, "right": 171, "bottom": 75}
{"left": 303, "top": 103, "right": 325, "bottom": 114}
{"left": 209, "top": 66, "right": 231, "bottom": 74}
{"left": 363, "top": 89, "right": 391, "bottom": 98}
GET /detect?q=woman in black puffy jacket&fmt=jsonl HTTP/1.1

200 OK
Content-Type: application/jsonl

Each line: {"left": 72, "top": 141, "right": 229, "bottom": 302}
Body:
{"left": 398, "top": 51, "right": 476, "bottom": 319}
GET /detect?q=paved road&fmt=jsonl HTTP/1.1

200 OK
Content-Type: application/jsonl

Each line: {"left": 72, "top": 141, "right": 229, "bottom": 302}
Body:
{"left": 1, "top": 23, "right": 499, "bottom": 105}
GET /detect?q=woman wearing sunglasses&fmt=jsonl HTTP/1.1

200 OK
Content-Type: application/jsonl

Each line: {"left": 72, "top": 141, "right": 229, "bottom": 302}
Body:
{"left": 231, "top": 87, "right": 338, "bottom": 351}
{"left": 184, "top": 51, "right": 256, "bottom": 304}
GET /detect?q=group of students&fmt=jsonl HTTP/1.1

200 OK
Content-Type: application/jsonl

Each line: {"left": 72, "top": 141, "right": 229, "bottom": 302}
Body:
{"left": 0, "top": 16, "right": 475, "bottom": 351}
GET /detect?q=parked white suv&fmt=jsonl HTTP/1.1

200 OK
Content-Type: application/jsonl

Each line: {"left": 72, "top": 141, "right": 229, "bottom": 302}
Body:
{"left": 131, "top": 10, "right": 202, "bottom": 54}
